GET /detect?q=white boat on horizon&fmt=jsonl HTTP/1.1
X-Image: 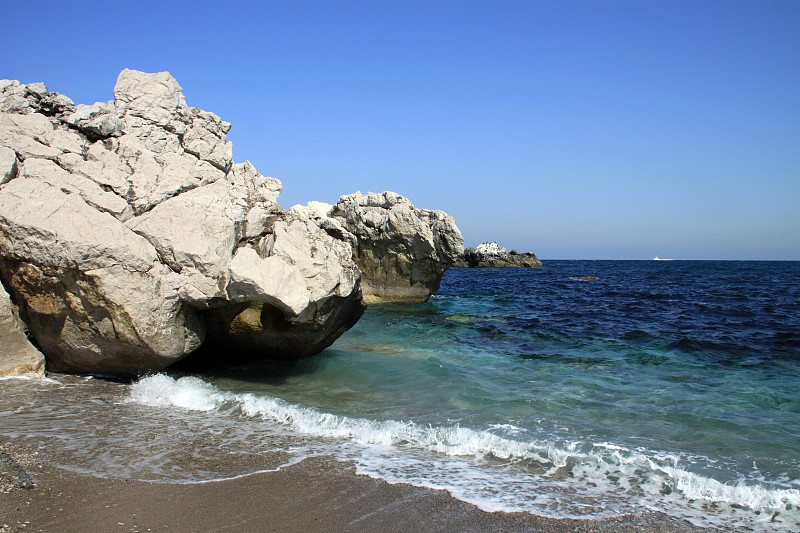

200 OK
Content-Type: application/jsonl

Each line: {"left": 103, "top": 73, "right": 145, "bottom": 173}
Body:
{"left": 652, "top": 256, "right": 674, "bottom": 261}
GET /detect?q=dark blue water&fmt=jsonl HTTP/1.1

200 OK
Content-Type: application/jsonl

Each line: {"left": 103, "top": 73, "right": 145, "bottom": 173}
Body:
{"left": 429, "top": 261, "right": 800, "bottom": 467}
{"left": 2, "top": 260, "right": 799, "bottom": 531}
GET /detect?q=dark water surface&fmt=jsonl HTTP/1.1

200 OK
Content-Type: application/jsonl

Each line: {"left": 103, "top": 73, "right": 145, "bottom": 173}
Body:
{"left": 2, "top": 261, "right": 799, "bottom": 531}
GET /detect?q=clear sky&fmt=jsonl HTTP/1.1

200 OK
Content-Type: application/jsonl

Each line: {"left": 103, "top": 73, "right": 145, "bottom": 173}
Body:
{"left": 3, "top": 1, "right": 799, "bottom": 259}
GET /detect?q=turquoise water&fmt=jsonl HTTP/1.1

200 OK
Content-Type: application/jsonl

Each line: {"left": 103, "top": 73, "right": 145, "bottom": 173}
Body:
{"left": 2, "top": 261, "right": 799, "bottom": 531}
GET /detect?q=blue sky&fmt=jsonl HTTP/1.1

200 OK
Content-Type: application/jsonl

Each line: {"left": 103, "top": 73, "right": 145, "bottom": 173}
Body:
{"left": 3, "top": 1, "right": 798, "bottom": 259}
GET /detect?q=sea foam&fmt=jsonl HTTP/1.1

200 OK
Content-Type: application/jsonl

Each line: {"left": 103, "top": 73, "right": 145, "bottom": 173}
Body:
{"left": 127, "top": 374, "right": 800, "bottom": 531}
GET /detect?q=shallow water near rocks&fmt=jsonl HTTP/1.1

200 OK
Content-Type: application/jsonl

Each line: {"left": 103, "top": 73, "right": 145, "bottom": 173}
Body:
{"left": 2, "top": 261, "right": 799, "bottom": 531}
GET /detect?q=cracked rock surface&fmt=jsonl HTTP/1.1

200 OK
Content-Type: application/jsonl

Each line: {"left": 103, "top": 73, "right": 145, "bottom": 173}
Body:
{"left": 0, "top": 70, "right": 364, "bottom": 376}
{"left": 294, "top": 192, "right": 464, "bottom": 303}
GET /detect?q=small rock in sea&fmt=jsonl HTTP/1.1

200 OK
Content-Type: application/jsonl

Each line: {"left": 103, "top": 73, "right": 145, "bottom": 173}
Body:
{"left": 454, "top": 242, "right": 542, "bottom": 268}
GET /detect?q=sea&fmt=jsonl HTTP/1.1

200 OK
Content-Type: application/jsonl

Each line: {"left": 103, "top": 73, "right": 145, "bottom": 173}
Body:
{"left": 2, "top": 260, "right": 799, "bottom": 532}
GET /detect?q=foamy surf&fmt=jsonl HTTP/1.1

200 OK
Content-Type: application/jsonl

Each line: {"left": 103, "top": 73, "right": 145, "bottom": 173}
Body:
{"left": 127, "top": 374, "right": 800, "bottom": 532}
{"left": 0, "top": 375, "right": 60, "bottom": 384}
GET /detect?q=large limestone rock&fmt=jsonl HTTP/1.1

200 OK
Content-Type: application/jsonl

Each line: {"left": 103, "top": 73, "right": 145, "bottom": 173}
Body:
{"left": 0, "top": 282, "right": 45, "bottom": 376}
{"left": 296, "top": 192, "right": 464, "bottom": 302}
{"left": 0, "top": 178, "right": 203, "bottom": 376}
{"left": 454, "top": 242, "right": 542, "bottom": 268}
{"left": 0, "top": 70, "right": 364, "bottom": 376}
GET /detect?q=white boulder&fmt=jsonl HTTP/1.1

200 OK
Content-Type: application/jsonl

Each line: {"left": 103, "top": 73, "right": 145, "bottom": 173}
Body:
{"left": 322, "top": 191, "right": 464, "bottom": 302}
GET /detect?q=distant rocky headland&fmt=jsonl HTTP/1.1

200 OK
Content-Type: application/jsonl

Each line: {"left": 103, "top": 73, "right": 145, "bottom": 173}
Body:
{"left": 453, "top": 242, "right": 542, "bottom": 268}
{"left": 0, "top": 70, "right": 463, "bottom": 377}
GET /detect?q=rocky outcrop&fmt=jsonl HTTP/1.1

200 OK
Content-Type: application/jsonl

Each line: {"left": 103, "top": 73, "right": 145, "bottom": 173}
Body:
{"left": 0, "top": 70, "right": 364, "bottom": 376}
{"left": 454, "top": 242, "right": 542, "bottom": 268}
{"left": 201, "top": 211, "right": 363, "bottom": 359}
{"left": 0, "top": 283, "right": 45, "bottom": 376}
{"left": 294, "top": 192, "right": 464, "bottom": 303}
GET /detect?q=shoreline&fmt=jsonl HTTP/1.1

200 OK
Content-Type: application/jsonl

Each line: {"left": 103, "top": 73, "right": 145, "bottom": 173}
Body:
{"left": 0, "top": 437, "right": 710, "bottom": 533}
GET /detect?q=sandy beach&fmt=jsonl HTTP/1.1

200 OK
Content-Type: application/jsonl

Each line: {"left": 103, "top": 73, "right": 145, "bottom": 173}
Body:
{"left": 0, "top": 437, "right": 709, "bottom": 533}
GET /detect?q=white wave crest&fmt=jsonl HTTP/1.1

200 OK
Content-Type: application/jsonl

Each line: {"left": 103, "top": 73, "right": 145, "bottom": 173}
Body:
{"left": 659, "top": 464, "right": 800, "bottom": 513}
{"left": 126, "top": 374, "right": 226, "bottom": 411}
{"left": 127, "top": 374, "right": 800, "bottom": 530}
{"left": 0, "top": 375, "right": 60, "bottom": 383}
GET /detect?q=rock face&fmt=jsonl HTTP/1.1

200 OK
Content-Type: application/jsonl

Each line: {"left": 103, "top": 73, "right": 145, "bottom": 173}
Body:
{"left": 201, "top": 212, "right": 363, "bottom": 359}
{"left": 454, "top": 242, "right": 542, "bottom": 268}
{"left": 294, "top": 192, "right": 464, "bottom": 303}
{"left": 0, "top": 70, "right": 364, "bottom": 376}
{"left": 0, "top": 283, "right": 45, "bottom": 376}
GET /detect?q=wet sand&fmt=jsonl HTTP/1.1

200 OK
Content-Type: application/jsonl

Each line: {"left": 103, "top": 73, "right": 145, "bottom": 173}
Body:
{"left": 0, "top": 437, "right": 710, "bottom": 533}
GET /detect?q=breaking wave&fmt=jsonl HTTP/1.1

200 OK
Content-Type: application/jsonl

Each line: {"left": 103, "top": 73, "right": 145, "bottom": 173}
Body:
{"left": 128, "top": 374, "right": 800, "bottom": 531}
